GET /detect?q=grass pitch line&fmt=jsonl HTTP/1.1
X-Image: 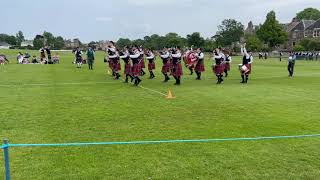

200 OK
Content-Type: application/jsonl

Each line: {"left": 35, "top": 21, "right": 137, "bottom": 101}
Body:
{"left": 2, "top": 134, "right": 320, "bottom": 149}
{"left": 138, "top": 85, "right": 168, "bottom": 97}
{"left": 0, "top": 81, "right": 119, "bottom": 87}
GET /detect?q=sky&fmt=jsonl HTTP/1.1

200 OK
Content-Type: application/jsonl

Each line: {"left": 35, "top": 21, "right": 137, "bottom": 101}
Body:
{"left": 1, "top": 0, "right": 319, "bottom": 42}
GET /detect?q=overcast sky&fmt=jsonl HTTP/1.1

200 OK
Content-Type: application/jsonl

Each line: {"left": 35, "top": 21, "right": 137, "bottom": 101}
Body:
{"left": 1, "top": 0, "right": 319, "bottom": 42}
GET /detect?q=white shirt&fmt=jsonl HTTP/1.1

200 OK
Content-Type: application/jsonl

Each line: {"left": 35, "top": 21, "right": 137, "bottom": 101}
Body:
{"left": 198, "top": 52, "right": 204, "bottom": 60}
{"left": 160, "top": 51, "right": 170, "bottom": 59}
{"left": 171, "top": 52, "right": 181, "bottom": 58}
{"left": 146, "top": 52, "right": 155, "bottom": 59}
{"left": 241, "top": 47, "right": 253, "bottom": 64}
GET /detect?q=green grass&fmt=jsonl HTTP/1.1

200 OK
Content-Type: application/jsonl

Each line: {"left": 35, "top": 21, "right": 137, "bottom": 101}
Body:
{"left": 0, "top": 49, "right": 320, "bottom": 179}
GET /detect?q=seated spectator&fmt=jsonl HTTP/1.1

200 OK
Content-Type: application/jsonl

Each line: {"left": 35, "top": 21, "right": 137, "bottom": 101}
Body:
{"left": 17, "top": 52, "right": 24, "bottom": 64}
{"left": 53, "top": 54, "right": 60, "bottom": 64}
{"left": 32, "top": 56, "right": 39, "bottom": 64}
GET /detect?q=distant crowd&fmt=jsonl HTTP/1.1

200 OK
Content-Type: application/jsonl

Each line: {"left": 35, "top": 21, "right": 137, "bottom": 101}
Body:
{"left": 16, "top": 46, "right": 60, "bottom": 64}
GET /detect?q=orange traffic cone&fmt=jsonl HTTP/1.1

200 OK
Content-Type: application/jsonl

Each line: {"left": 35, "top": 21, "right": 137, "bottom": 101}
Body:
{"left": 166, "top": 89, "right": 176, "bottom": 99}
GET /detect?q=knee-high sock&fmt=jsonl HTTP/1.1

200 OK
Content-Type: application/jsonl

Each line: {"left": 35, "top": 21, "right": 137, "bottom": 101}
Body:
{"left": 245, "top": 74, "right": 249, "bottom": 82}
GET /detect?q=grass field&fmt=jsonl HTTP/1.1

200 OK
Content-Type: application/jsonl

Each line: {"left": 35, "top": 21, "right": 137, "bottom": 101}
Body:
{"left": 1, "top": 49, "right": 320, "bottom": 179}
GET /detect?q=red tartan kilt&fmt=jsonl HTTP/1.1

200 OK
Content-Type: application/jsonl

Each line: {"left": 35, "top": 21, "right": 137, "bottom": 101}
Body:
{"left": 213, "top": 64, "right": 224, "bottom": 74}
{"left": 148, "top": 62, "right": 155, "bottom": 70}
{"left": 132, "top": 63, "right": 141, "bottom": 76}
{"left": 195, "top": 62, "right": 205, "bottom": 72}
{"left": 113, "top": 63, "right": 121, "bottom": 71}
{"left": 224, "top": 63, "right": 231, "bottom": 71}
{"left": 172, "top": 64, "right": 183, "bottom": 76}
{"left": 140, "top": 59, "right": 145, "bottom": 68}
{"left": 124, "top": 64, "right": 132, "bottom": 74}
{"left": 162, "top": 63, "right": 170, "bottom": 73}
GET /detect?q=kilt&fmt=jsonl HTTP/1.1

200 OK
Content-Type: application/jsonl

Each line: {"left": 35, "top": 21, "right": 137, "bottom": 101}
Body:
{"left": 148, "top": 62, "right": 155, "bottom": 71}
{"left": 172, "top": 64, "right": 183, "bottom": 76}
{"left": 162, "top": 62, "right": 171, "bottom": 73}
{"left": 140, "top": 59, "right": 146, "bottom": 68}
{"left": 213, "top": 64, "right": 224, "bottom": 75}
{"left": 113, "top": 62, "right": 121, "bottom": 71}
{"left": 224, "top": 63, "right": 231, "bottom": 71}
{"left": 124, "top": 63, "right": 132, "bottom": 75}
{"left": 132, "top": 63, "right": 141, "bottom": 76}
{"left": 76, "top": 57, "right": 82, "bottom": 63}
{"left": 195, "top": 62, "right": 205, "bottom": 72}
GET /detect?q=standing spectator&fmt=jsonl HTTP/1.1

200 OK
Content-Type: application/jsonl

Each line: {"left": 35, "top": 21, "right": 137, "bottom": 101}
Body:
{"left": 279, "top": 52, "right": 283, "bottom": 62}
{"left": 86, "top": 46, "right": 95, "bottom": 70}
{"left": 45, "top": 46, "right": 52, "bottom": 64}
{"left": 316, "top": 52, "right": 319, "bottom": 61}
{"left": 288, "top": 52, "right": 296, "bottom": 77}
{"left": 264, "top": 52, "right": 268, "bottom": 60}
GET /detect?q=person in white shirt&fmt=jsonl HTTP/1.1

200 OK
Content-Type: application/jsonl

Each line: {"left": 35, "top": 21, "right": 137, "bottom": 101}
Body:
{"left": 145, "top": 49, "right": 156, "bottom": 79}
{"left": 288, "top": 52, "right": 296, "bottom": 77}
{"left": 240, "top": 44, "right": 253, "bottom": 83}
{"left": 160, "top": 48, "right": 171, "bottom": 82}
{"left": 224, "top": 54, "right": 232, "bottom": 77}
{"left": 130, "top": 46, "right": 143, "bottom": 86}
{"left": 171, "top": 47, "right": 183, "bottom": 85}
{"left": 195, "top": 48, "right": 205, "bottom": 80}
{"left": 213, "top": 48, "right": 225, "bottom": 84}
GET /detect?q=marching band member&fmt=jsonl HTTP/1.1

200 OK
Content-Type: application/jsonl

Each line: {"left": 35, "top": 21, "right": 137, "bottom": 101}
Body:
{"left": 224, "top": 54, "right": 232, "bottom": 77}
{"left": 106, "top": 41, "right": 116, "bottom": 76}
{"left": 183, "top": 48, "right": 194, "bottom": 75}
{"left": 130, "top": 46, "right": 142, "bottom": 86}
{"left": 171, "top": 47, "right": 183, "bottom": 85}
{"left": 0, "top": 54, "right": 8, "bottom": 65}
{"left": 195, "top": 48, "right": 205, "bottom": 80}
{"left": 160, "top": 48, "right": 171, "bottom": 82}
{"left": 288, "top": 52, "right": 296, "bottom": 77}
{"left": 145, "top": 49, "right": 156, "bottom": 79}
{"left": 240, "top": 44, "right": 253, "bottom": 83}
{"left": 213, "top": 48, "right": 224, "bottom": 84}
{"left": 139, "top": 47, "right": 146, "bottom": 76}
{"left": 119, "top": 47, "right": 133, "bottom": 83}
{"left": 74, "top": 47, "right": 83, "bottom": 68}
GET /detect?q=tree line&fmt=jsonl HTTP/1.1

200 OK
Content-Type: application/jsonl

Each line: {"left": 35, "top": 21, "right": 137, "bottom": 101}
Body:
{"left": 1, "top": 8, "right": 319, "bottom": 51}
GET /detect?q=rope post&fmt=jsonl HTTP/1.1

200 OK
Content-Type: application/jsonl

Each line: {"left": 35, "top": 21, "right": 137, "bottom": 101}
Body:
{"left": 3, "top": 139, "right": 11, "bottom": 180}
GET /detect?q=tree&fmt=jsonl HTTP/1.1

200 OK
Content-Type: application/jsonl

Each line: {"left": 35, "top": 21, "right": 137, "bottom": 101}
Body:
{"left": 297, "top": 8, "right": 320, "bottom": 21}
{"left": 0, "top": 34, "right": 17, "bottom": 45}
{"left": 245, "top": 35, "right": 263, "bottom": 52}
{"left": 54, "top": 36, "right": 65, "bottom": 49}
{"left": 215, "top": 19, "right": 244, "bottom": 47}
{"left": 16, "top": 31, "right": 25, "bottom": 46}
{"left": 256, "top": 11, "right": 288, "bottom": 48}
{"left": 186, "top": 32, "right": 205, "bottom": 48}
{"left": 298, "top": 38, "right": 320, "bottom": 51}
{"left": 204, "top": 38, "right": 216, "bottom": 52}
{"left": 33, "top": 36, "right": 44, "bottom": 50}
{"left": 116, "top": 38, "right": 131, "bottom": 49}
{"left": 43, "top": 31, "right": 55, "bottom": 46}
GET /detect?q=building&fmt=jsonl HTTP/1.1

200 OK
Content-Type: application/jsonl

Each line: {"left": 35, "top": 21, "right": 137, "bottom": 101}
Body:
{"left": 64, "top": 39, "right": 81, "bottom": 49}
{"left": 244, "top": 21, "right": 260, "bottom": 35}
{"left": 283, "top": 18, "right": 319, "bottom": 49}
{"left": 0, "top": 42, "right": 11, "bottom": 49}
{"left": 21, "top": 40, "right": 34, "bottom": 47}
{"left": 246, "top": 18, "right": 320, "bottom": 50}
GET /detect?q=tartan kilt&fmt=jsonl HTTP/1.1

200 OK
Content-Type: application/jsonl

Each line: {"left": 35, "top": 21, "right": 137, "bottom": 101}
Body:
{"left": 124, "top": 63, "right": 132, "bottom": 75}
{"left": 224, "top": 63, "right": 231, "bottom": 71}
{"left": 140, "top": 59, "right": 146, "bottom": 68}
{"left": 195, "top": 62, "right": 205, "bottom": 72}
{"left": 132, "top": 63, "right": 141, "bottom": 76}
{"left": 113, "top": 62, "right": 121, "bottom": 71}
{"left": 213, "top": 64, "right": 224, "bottom": 75}
{"left": 162, "top": 62, "right": 171, "bottom": 73}
{"left": 76, "top": 57, "right": 82, "bottom": 63}
{"left": 172, "top": 64, "right": 183, "bottom": 76}
{"left": 148, "top": 62, "right": 155, "bottom": 70}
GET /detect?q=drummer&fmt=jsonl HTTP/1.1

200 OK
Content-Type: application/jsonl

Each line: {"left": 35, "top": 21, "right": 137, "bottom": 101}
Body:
{"left": 240, "top": 43, "right": 253, "bottom": 83}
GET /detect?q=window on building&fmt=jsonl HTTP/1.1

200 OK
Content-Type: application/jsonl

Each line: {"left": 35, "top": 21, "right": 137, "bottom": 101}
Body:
{"left": 292, "top": 32, "right": 297, "bottom": 39}
{"left": 314, "top": 28, "right": 320, "bottom": 37}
